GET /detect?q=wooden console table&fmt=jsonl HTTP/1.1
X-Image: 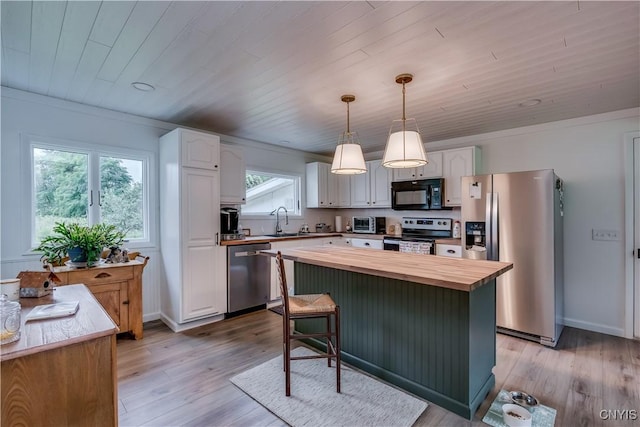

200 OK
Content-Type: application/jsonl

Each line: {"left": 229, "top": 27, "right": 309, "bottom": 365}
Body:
{"left": 51, "top": 255, "right": 148, "bottom": 339}
{"left": 1, "top": 284, "right": 119, "bottom": 426}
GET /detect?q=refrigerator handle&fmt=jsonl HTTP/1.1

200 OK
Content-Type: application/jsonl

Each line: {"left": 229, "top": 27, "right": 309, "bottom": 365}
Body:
{"left": 485, "top": 193, "right": 493, "bottom": 260}
{"left": 485, "top": 192, "right": 499, "bottom": 261}
{"left": 491, "top": 192, "right": 499, "bottom": 260}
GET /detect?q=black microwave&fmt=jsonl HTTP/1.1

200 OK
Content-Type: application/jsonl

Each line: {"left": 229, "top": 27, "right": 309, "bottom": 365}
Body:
{"left": 391, "top": 178, "right": 445, "bottom": 210}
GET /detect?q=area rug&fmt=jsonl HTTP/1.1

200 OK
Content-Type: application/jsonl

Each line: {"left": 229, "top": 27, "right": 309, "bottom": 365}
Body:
{"left": 482, "top": 389, "right": 556, "bottom": 427}
{"left": 230, "top": 347, "right": 428, "bottom": 427}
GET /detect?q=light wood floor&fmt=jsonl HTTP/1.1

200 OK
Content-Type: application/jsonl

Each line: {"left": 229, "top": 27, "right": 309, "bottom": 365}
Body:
{"left": 117, "top": 310, "right": 640, "bottom": 426}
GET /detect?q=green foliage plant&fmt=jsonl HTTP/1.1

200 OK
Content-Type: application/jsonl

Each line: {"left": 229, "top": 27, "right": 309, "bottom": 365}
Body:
{"left": 34, "top": 222, "right": 125, "bottom": 267}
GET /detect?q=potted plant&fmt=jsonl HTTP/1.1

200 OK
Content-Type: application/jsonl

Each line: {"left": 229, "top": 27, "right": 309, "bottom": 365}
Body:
{"left": 34, "top": 222, "right": 125, "bottom": 267}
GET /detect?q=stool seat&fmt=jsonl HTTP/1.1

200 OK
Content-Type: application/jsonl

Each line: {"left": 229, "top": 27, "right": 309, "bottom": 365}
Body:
{"left": 289, "top": 294, "right": 336, "bottom": 314}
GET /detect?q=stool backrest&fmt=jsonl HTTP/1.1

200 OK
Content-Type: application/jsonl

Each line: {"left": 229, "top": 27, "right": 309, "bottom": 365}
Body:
{"left": 275, "top": 251, "right": 290, "bottom": 315}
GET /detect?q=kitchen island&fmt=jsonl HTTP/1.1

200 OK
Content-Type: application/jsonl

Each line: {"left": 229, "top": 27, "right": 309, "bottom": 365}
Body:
{"left": 263, "top": 246, "right": 512, "bottom": 419}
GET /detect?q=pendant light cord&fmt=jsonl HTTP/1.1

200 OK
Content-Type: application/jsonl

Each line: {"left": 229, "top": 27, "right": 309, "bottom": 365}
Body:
{"left": 346, "top": 100, "right": 350, "bottom": 133}
{"left": 402, "top": 81, "right": 406, "bottom": 132}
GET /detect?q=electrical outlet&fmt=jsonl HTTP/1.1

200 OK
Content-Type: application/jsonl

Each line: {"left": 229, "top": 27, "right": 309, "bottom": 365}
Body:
{"left": 592, "top": 229, "right": 621, "bottom": 241}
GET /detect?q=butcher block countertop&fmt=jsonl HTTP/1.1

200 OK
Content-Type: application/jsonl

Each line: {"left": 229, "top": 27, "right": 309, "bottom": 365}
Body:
{"left": 262, "top": 246, "right": 513, "bottom": 292}
{"left": 0, "top": 284, "right": 117, "bottom": 362}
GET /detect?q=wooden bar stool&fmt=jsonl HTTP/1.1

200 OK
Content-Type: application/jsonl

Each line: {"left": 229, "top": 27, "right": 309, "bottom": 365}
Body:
{"left": 275, "top": 251, "right": 340, "bottom": 396}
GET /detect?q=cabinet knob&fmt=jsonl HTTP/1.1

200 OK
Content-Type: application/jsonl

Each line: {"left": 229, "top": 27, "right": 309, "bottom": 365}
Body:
{"left": 372, "top": 202, "right": 376, "bottom": 204}
{"left": 123, "top": 300, "right": 130, "bottom": 305}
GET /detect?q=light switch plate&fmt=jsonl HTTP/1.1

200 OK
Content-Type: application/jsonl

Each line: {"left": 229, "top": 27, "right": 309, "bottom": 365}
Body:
{"left": 592, "top": 229, "right": 621, "bottom": 241}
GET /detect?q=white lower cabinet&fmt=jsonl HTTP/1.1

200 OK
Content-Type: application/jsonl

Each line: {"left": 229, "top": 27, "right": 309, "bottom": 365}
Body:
{"left": 351, "top": 238, "right": 383, "bottom": 250}
{"left": 269, "top": 240, "right": 299, "bottom": 302}
{"left": 435, "top": 243, "right": 462, "bottom": 258}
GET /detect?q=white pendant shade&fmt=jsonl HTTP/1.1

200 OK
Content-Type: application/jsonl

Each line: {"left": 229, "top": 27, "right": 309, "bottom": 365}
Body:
{"left": 331, "top": 94, "right": 367, "bottom": 175}
{"left": 382, "top": 73, "right": 428, "bottom": 169}
{"left": 331, "top": 143, "right": 367, "bottom": 174}
{"left": 382, "top": 129, "right": 427, "bottom": 168}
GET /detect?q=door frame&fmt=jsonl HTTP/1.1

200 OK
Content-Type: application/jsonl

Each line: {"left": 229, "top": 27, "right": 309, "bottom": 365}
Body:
{"left": 623, "top": 131, "right": 639, "bottom": 339}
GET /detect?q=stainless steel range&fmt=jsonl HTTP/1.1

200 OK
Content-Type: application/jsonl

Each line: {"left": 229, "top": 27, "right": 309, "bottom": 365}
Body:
{"left": 383, "top": 217, "right": 452, "bottom": 254}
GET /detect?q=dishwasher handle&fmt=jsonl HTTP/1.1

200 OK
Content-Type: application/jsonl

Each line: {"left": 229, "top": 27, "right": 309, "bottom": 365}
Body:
{"left": 234, "top": 250, "right": 263, "bottom": 257}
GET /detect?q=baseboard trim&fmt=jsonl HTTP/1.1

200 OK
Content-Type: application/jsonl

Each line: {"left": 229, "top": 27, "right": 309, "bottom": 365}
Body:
{"left": 563, "top": 317, "right": 624, "bottom": 338}
{"left": 159, "top": 312, "right": 225, "bottom": 332}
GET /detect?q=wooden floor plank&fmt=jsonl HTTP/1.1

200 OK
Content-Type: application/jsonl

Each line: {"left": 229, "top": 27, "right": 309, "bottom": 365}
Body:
{"left": 116, "top": 311, "right": 639, "bottom": 426}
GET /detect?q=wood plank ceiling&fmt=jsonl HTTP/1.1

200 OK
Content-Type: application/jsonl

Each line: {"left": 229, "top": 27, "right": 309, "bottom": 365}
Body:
{"left": 2, "top": 1, "right": 638, "bottom": 154}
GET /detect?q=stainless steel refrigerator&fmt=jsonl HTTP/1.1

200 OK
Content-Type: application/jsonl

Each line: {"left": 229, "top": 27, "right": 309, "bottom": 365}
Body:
{"left": 461, "top": 169, "right": 564, "bottom": 347}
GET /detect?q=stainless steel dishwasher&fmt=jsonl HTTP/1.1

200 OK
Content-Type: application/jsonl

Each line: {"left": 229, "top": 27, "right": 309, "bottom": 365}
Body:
{"left": 227, "top": 242, "right": 271, "bottom": 314}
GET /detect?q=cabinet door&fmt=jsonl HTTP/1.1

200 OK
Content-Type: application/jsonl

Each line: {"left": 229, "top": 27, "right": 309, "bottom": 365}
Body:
{"left": 269, "top": 241, "right": 296, "bottom": 300}
{"left": 350, "top": 169, "right": 370, "bottom": 207}
{"left": 90, "top": 281, "right": 129, "bottom": 332}
{"left": 180, "top": 129, "right": 220, "bottom": 170}
{"left": 183, "top": 245, "right": 222, "bottom": 320}
{"left": 306, "top": 162, "right": 330, "bottom": 207}
{"left": 351, "top": 238, "right": 383, "bottom": 249}
{"left": 181, "top": 168, "right": 222, "bottom": 320}
{"left": 220, "top": 144, "right": 246, "bottom": 204}
{"left": 182, "top": 168, "right": 219, "bottom": 246}
{"left": 418, "top": 151, "right": 443, "bottom": 178}
{"left": 443, "top": 147, "right": 476, "bottom": 206}
{"left": 369, "top": 159, "right": 392, "bottom": 207}
{"left": 327, "top": 167, "right": 338, "bottom": 207}
{"left": 336, "top": 174, "right": 351, "bottom": 207}
{"left": 393, "top": 167, "right": 417, "bottom": 181}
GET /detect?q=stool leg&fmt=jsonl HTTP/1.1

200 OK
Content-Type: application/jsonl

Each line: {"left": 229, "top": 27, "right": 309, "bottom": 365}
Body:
{"left": 282, "top": 316, "right": 286, "bottom": 372}
{"left": 284, "top": 315, "right": 291, "bottom": 396}
{"left": 326, "top": 314, "right": 331, "bottom": 367}
{"left": 335, "top": 306, "right": 341, "bottom": 394}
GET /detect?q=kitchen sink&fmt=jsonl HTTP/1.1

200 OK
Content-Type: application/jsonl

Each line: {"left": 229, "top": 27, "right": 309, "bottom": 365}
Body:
{"left": 263, "top": 233, "right": 301, "bottom": 237}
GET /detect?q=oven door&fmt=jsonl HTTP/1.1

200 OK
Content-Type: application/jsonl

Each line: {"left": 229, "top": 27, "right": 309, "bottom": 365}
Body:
{"left": 398, "top": 240, "right": 434, "bottom": 255}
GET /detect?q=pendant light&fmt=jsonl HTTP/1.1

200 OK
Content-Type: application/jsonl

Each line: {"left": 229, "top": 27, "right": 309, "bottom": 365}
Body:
{"left": 382, "top": 73, "right": 428, "bottom": 168}
{"left": 331, "top": 94, "right": 367, "bottom": 175}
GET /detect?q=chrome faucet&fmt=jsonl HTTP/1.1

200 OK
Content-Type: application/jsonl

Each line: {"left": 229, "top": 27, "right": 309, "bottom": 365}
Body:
{"left": 270, "top": 206, "right": 288, "bottom": 234}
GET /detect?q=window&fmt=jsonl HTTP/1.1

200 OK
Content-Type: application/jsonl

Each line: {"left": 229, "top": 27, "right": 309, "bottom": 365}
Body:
{"left": 242, "top": 170, "right": 301, "bottom": 216}
{"left": 28, "top": 137, "right": 151, "bottom": 247}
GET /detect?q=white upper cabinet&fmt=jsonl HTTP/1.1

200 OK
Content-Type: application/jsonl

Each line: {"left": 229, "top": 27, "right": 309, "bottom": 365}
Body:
{"left": 350, "top": 160, "right": 392, "bottom": 208}
{"left": 442, "top": 146, "right": 481, "bottom": 207}
{"left": 392, "top": 151, "right": 443, "bottom": 181}
{"left": 220, "top": 144, "right": 246, "bottom": 204}
{"left": 369, "top": 159, "right": 392, "bottom": 207}
{"left": 179, "top": 128, "right": 220, "bottom": 170}
{"left": 306, "top": 162, "right": 344, "bottom": 208}
{"left": 306, "top": 162, "right": 330, "bottom": 208}
{"left": 335, "top": 174, "right": 351, "bottom": 207}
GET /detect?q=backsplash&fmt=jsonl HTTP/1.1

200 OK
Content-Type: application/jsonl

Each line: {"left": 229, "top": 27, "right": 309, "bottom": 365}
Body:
{"left": 237, "top": 207, "right": 460, "bottom": 236}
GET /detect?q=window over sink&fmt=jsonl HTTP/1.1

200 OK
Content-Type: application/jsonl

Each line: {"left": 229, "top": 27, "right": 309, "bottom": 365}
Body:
{"left": 242, "top": 169, "right": 301, "bottom": 216}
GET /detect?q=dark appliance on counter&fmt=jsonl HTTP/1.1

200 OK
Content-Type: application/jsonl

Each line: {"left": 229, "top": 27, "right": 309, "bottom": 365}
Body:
{"left": 391, "top": 178, "right": 446, "bottom": 210}
{"left": 383, "top": 217, "right": 452, "bottom": 254}
{"left": 352, "top": 216, "right": 386, "bottom": 234}
{"left": 227, "top": 242, "right": 271, "bottom": 315}
{"left": 221, "top": 207, "right": 243, "bottom": 240}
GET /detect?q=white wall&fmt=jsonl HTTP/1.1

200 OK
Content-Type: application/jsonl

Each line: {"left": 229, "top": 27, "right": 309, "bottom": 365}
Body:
{"left": 2, "top": 87, "right": 638, "bottom": 337}
{"left": 0, "top": 88, "right": 328, "bottom": 321}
